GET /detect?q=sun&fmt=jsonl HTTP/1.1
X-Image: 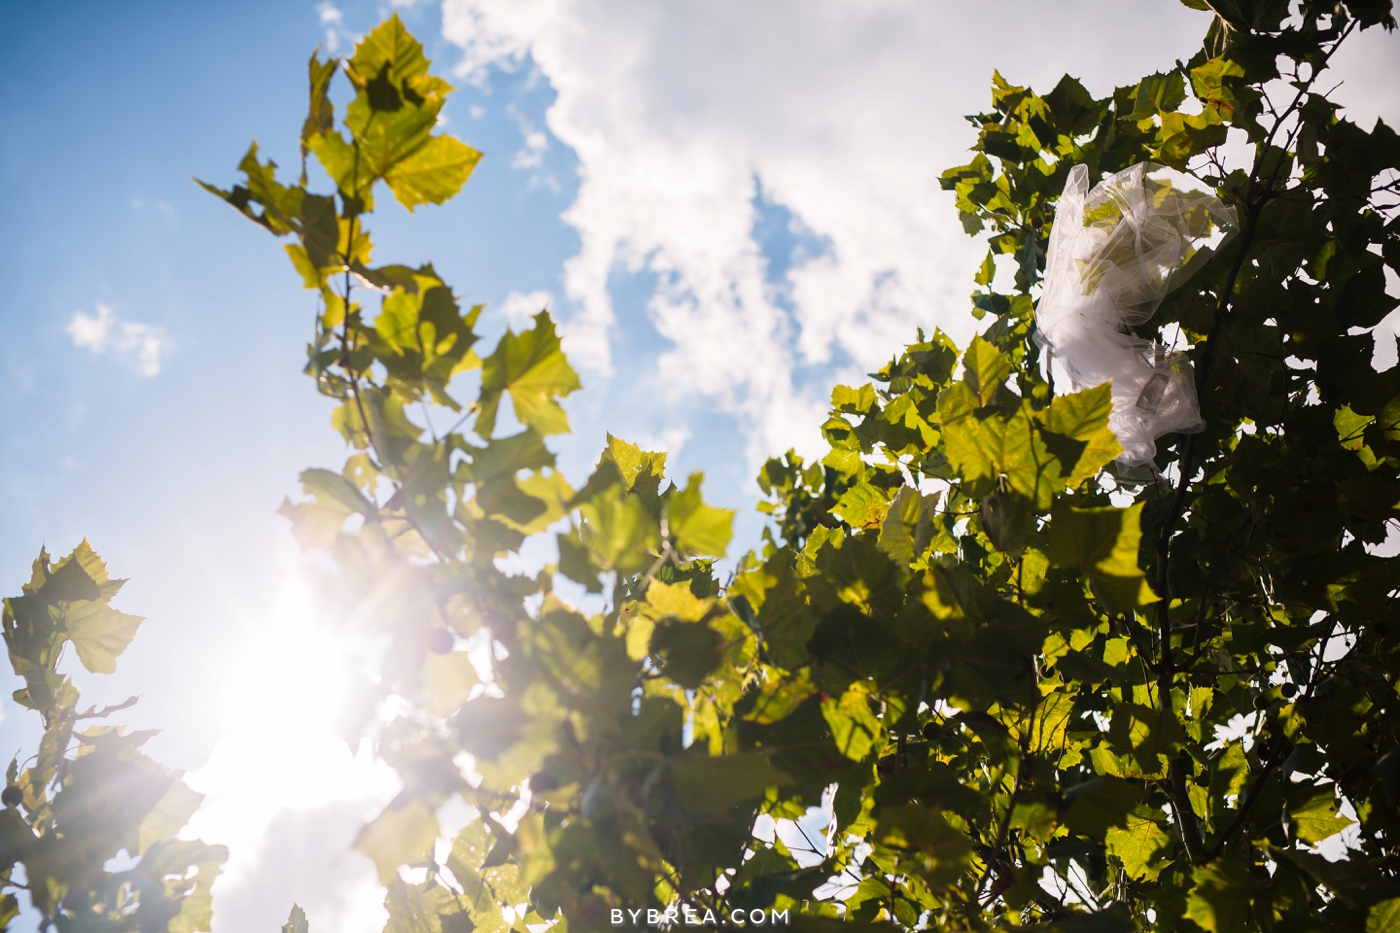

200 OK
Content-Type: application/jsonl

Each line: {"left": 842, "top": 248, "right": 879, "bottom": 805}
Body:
{"left": 182, "top": 552, "right": 401, "bottom": 931}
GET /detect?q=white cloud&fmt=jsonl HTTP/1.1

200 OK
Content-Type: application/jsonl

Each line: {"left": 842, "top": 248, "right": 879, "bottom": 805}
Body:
{"left": 66, "top": 304, "right": 114, "bottom": 352}
{"left": 497, "top": 289, "right": 554, "bottom": 329}
{"left": 66, "top": 304, "right": 169, "bottom": 376}
{"left": 317, "top": 2, "right": 359, "bottom": 53}
{"left": 632, "top": 424, "right": 691, "bottom": 460}
{"left": 512, "top": 128, "right": 549, "bottom": 171}
{"left": 440, "top": 0, "right": 1400, "bottom": 466}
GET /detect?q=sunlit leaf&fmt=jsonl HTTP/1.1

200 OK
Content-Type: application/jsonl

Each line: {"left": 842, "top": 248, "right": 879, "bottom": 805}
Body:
{"left": 355, "top": 798, "right": 440, "bottom": 884}
{"left": 476, "top": 311, "right": 581, "bottom": 438}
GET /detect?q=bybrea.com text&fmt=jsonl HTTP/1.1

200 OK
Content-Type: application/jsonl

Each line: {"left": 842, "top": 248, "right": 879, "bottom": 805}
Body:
{"left": 610, "top": 907, "right": 791, "bottom": 927}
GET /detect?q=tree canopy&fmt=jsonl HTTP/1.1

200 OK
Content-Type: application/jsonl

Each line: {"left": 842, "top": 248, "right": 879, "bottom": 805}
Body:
{"left": 3, "top": 1, "right": 1400, "bottom": 930}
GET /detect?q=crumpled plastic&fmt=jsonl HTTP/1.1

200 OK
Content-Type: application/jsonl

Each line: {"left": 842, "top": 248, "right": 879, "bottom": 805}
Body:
{"left": 1036, "top": 161, "right": 1238, "bottom": 467}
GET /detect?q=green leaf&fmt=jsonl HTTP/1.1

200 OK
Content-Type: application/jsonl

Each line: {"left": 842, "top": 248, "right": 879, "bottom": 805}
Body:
{"left": 422, "top": 650, "right": 480, "bottom": 716}
{"left": 669, "top": 753, "right": 794, "bottom": 816}
{"left": 832, "top": 481, "right": 891, "bottom": 529}
{"left": 355, "top": 798, "right": 440, "bottom": 883}
{"left": 962, "top": 335, "right": 1012, "bottom": 406}
{"left": 138, "top": 778, "right": 205, "bottom": 856}
{"left": 301, "top": 52, "right": 337, "bottom": 169}
{"left": 300, "top": 467, "right": 377, "bottom": 516}
{"left": 822, "top": 682, "right": 883, "bottom": 761}
{"left": 1289, "top": 784, "right": 1355, "bottom": 846}
{"left": 1104, "top": 808, "right": 1171, "bottom": 880}
{"left": 0, "top": 808, "right": 34, "bottom": 875}
{"left": 1041, "top": 383, "right": 1123, "bottom": 487}
{"left": 940, "top": 393, "right": 1062, "bottom": 507}
{"left": 1046, "top": 502, "right": 1158, "bottom": 612}
{"left": 348, "top": 14, "right": 430, "bottom": 87}
{"left": 1063, "top": 777, "right": 1144, "bottom": 839}
{"left": 874, "top": 805, "right": 975, "bottom": 889}
{"left": 1369, "top": 898, "right": 1400, "bottom": 933}
{"left": 384, "top": 135, "right": 482, "bottom": 211}
{"left": 606, "top": 433, "right": 668, "bottom": 494}
{"left": 668, "top": 472, "right": 734, "bottom": 558}
{"left": 1185, "top": 860, "right": 1254, "bottom": 933}
{"left": 578, "top": 486, "right": 659, "bottom": 575}
{"left": 65, "top": 601, "right": 143, "bottom": 674}
{"left": 140, "top": 839, "right": 228, "bottom": 933}
{"left": 877, "top": 486, "right": 922, "bottom": 563}
{"left": 282, "top": 904, "right": 311, "bottom": 933}
{"left": 476, "top": 311, "right": 581, "bottom": 438}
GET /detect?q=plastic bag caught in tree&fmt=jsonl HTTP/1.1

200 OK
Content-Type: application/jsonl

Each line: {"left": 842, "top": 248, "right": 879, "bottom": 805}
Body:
{"left": 1036, "top": 161, "right": 1237, "bottom": 465}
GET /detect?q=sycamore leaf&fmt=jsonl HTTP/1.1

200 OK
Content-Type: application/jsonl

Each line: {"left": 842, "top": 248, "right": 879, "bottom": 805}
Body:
{"left": 0, "top": 809, "right": 34, "bottom": 874}
{"left": 355, "top": 799, "right": 440, "bottom": 883}
{"left": 422, "top": 650, "right": 480, "bottom": 716}
{"left": 643, "top": 579, "right": 710, "bottom": 623}
{"left": 669, "top": 472, "right": 735, "bottom": 558}
{"left": 669, "top": 753, "right": 794, "bottom": 816}
{"left": 300, "top": 52, "right": 337, "bottom": 166}
{"left": 875, "top": 805, "right": 975, "bottom": 889}
{"left": 300, "top": 467, "right": 377, "bottom": 516}
{"left": 1369, "top": 898, "right": 1400, "bottom": 933}
{"left": 1041, "top": 383, "right": 1123, "bottom": 487}
{"left": 282, "top": 905, "right": 311, "bottom": 933}
{"left": 1063, "top": 777, "right": 1144, "bottom": 839}
{"left": 348, "top": 14, "right": 431, "bottom": 85}
{"left": 1105, "top": 807, "right": 1172, "bottom": 880}
{"left": 962, "top": 335, "right": 1011, "bottom": 406}
{"left": 832, "top": 481, "right": 891, "bottom": 529}
{"left": 476, "top": 311, "right": 581, "bottom": 438}
{"left": 1046, "top": 502, "right": 1158, "bottom": 612}
{"left": 384, "top": 135, "right": 482, "bottom": 211}
{"left": 138, "top": 779, "right": 205, "bottom": 856}
{"left": 578, "top": 486, "right": 658, "bottom": 575}
{"left": 138, "top": 839, "right": 227, "bottom": 933}
{"left": 832, "top": 382, "right": 878, "bottom": 415}
{"left": 940, "top": 394, "right": 1061, "bottom": 507}
{"left": 65, "top": 601, "right": 143, "bottom": 674}
{"left": 1185, "top": 860, "right": 1253, "bottom": 933}
{"left": 606, "top": 433, "right": 668, "bottom": 493}
{"left": 877, "top": 486, "right": 922, "bottom": 563}
{"left": 823, "top": 683, "right": 883, "bottom": 761}
{"left": 1289, "top": 784, "right": 1355, "bottom": 846}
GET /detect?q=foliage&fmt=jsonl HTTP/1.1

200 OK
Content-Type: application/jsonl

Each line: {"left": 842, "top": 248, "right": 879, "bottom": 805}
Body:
{"left": 0, "top": 543, "right": 226, "bottom": 930}
{"left": 204, "top": 4, "right": 1400, "bottom": 932}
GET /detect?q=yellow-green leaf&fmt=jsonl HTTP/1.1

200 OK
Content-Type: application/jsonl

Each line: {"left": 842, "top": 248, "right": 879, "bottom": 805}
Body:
{"left": 1046, "top": 502, "right": 1158, "bottom": 612}
{"left": 1289, "top": 785, "right": 1355, "bottom": 846}
{"left": 875, "top": 805, "right": 975, "bottom": 890}
{"left": 1105, "top": 807, "right": 1171, "bottom": 880}
{"left": 1041, "top": 383, "right": 1123, "bottom": 487}
{"left": 138, "top": 779, "right": 204, "bottom": 856}
{"left": 65, "top": 602, "right": 143, "bottom": 674}
{"left": 1368, "top": 898, "right": 1400, "bottom": 933}
{"left": 422, "top": 650, "right": 480, "bottom": 717}
{"left": 668, "top": 472, "right": 734, "bottom": 558}
{"left": 940, "top": 397, "right": 1061, "bottom": 507}
{"left": 355, "top": 799, "right": 440, "bottom": 883}
{"left": 669, "top": 753, "right": 794, "bottom": 817}
{"left": 1185, "top": 860, "right": 1253, "bottom": 933}
{"left": 823, "top": 683, "right": 883, "bottom": 761}
{"left": 476, "top": 311, "right": 581, "bottom": 438}
{"left": 384, "top": 135, "right": 482, "bottom": 211}
{"left": 962, "top": 335, "right": 1011, "bottom": 406}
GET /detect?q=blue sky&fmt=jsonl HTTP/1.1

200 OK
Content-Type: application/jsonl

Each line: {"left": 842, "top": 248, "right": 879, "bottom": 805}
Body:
{"left": 1, "top": 1, "right": 1397, "bottom": 929}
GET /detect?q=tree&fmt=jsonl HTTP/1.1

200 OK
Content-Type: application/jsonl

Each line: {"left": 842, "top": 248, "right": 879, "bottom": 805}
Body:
{"left": 0, "top": 543, "right": 225, "bottom": 929}
{"left": 204, "top": 0, "right": 1400, "bottom": 930}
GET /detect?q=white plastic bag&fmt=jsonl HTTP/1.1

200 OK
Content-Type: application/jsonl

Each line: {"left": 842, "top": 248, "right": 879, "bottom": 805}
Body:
{"left": 1036, "top": 161, "right": 1238, "bottom": 466}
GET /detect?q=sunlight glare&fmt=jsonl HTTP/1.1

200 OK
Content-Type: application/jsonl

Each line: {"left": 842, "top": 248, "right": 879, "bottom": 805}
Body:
{"left": 184, "top": 554, "right": 400, "bottom": 933}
